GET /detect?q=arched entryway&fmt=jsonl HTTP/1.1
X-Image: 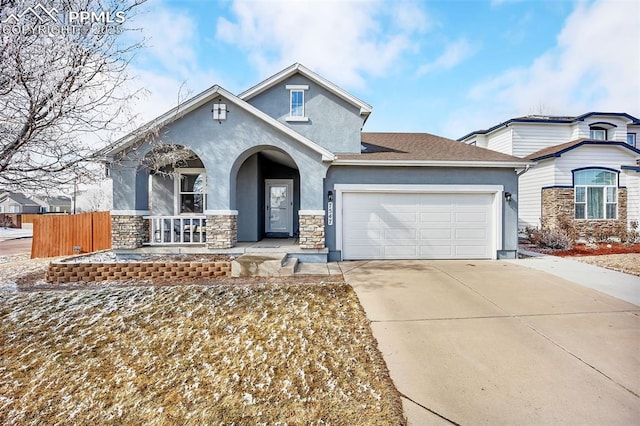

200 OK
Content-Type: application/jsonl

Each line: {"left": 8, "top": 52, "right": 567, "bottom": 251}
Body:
{"left": 233, "top": 147, "right": 300, "bottom": 242}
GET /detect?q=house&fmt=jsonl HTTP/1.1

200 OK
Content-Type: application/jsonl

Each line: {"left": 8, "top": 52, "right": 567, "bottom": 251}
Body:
{"left": 458, "top": 113, "right": 640, "bottom": 237}
{"left": 0, "top": 192, "right": 41, "bottom": 214}
{"left": 104, "top": 63, "right": 529, "bottom": 261}
{"left": 33, "top": 195, "right": 72, "bottom": 213}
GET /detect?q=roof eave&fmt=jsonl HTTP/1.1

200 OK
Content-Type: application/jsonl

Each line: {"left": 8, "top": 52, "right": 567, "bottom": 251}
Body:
{"left": 331, "top": 159, "right": 532, "bottom": 168}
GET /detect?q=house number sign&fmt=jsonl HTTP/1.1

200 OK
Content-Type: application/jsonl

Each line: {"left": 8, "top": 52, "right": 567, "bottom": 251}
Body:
{"left": 327, "top": 201, "right": 333, "bottom": 226}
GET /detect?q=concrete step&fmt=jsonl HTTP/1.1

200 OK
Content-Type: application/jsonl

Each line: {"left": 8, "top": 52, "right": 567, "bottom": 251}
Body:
{"left": 281, "top": 257, "right": 299, "bottom": 276}
{"left": 231, "top": 253, "right": 305, "bottom": 277}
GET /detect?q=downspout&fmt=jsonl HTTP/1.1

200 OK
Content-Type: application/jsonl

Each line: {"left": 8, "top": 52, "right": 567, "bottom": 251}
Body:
{"left": 516, "top": 164, "right": 531, "bottom": 176}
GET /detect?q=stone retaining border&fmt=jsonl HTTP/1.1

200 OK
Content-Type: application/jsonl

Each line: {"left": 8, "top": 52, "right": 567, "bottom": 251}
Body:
{"left": 46, "top": 261, "right": 231, "bottom": 283}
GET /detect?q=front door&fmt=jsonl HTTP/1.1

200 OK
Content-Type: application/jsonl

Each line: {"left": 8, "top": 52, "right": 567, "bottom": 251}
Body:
{"left": 265, "top": 179, "right": 293, "bottom": 236}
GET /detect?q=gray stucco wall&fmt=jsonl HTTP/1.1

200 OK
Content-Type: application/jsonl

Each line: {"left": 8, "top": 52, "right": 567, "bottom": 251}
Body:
{"left": 151, "top": 174, "right": 174, "bottom": 216}
{"left": 324, "top": 166, "right": 520, "bottom": 261}
{"left": 246, "top": 74, "right": 364, "bottom": 154}
{"left": 110, "top": 95, "right": 330, "bottom": 213}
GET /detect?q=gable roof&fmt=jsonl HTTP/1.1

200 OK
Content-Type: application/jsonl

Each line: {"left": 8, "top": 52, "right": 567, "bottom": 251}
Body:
{"left": 0, "top": 192, "right": 39, "bottom": 206}
{"left": 333, "top": 133, "right": 531, "bottom": 168}
{"left": 526, "top": 139, "right": 640, "bottom": 161}
{"left": 101, "top": 84, "right": 336, "bottom": 161}
{"left": 239, "top": 63, "right": 373, "bottom": 120}
{"left": 458, "top": 112, "right": 640, "bottom": 141}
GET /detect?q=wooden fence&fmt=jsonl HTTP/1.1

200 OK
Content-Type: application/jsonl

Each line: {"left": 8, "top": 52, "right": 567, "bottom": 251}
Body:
{"left": 21, "top": 213, "right": 67, "bottom": 224}
{"left": 31, "top": 212, "right": 112, "bottom": 258}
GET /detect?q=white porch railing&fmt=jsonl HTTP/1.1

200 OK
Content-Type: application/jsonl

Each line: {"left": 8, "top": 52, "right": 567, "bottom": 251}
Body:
{"left": 145, "top": 216, "right": 206, "bottom": 245}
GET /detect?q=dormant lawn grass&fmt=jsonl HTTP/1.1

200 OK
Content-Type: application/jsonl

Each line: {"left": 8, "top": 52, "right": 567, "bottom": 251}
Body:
{"left": 0, "top": 282, "right": 405, "bottom": 425}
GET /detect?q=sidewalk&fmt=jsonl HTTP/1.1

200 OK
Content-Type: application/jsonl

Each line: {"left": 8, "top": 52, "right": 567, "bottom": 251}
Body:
{"left": 0, "top": 227, "right": 33, "bottom": 242}
{"left": 507, "top": 251, "right": 640, "bottom": 306}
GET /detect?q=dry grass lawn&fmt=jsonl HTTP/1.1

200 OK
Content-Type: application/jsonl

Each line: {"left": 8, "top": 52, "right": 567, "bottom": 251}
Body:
{"left": 0, "top": 282, "right": 405, "bottom": 425}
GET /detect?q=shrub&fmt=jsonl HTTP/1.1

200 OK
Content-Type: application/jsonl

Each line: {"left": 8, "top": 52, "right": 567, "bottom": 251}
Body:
{"left": 525, "top": 226, "right": 575, "bottom": 250}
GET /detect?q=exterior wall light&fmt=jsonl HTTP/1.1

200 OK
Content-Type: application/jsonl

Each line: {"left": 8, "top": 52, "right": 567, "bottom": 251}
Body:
{"left": 504, "top": 192, "right": 512, "bottom": 202}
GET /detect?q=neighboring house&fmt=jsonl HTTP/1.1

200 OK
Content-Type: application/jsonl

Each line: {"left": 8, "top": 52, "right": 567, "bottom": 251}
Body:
{"left": 458, "top": 113, "right": 640, "bottom": 236}
{"left": 104, "top": 63, "right": 529, "bottom": 261}
{"left": 0, "top": 192, "right": 41, "bottom": 214}
{"left": 33, "top": 196, "right": 72, "bottom": 213}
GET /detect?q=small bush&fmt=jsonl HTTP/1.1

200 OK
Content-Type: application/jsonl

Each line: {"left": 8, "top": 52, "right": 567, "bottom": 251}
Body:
{"left": 526, "top": 226, "right": 575, "bottom": 250}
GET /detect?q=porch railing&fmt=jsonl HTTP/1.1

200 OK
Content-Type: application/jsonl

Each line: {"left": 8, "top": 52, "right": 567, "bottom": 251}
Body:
{"left": 145, "top": 216, "right": 206, "bottom": 245}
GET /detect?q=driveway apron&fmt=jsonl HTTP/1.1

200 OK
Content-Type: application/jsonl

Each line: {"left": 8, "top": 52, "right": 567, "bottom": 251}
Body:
{"left": 342, "top": 260, "right": 640, "bottom": 425}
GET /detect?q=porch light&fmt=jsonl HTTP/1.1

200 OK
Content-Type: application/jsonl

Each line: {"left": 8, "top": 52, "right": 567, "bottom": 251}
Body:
{"left": 327, "top": 190, "right": 333, "bottom": 202}
{"left": 504, "top": 192, "right": 512, "bottom": 203}
{"left": 212, "top": 98, "right": 228, "bottom": 123}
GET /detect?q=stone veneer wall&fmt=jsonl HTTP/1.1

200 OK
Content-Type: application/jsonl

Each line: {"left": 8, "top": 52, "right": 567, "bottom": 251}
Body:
{"left": 46, "top": 261, "right": 231, "bottom": 283}
{"left": 541, "top": 187, "right": 628, "bottom": 237}
{"left": 111, "top": 215, "right": 149, "bottom": 250}
{"left": 299, "top": 213, "right": 325, "bottom": 249}
{"left": 206, "top": 214, "right": 237, "bottom": 249}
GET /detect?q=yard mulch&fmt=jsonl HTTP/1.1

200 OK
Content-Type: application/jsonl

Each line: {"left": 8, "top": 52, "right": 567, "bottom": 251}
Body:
{"left": 0, "top": 257, "right": 406, "bottom": 425}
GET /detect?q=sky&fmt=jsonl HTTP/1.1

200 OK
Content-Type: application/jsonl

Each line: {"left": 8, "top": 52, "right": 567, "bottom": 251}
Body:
{"left": 125, "top": 0, "right": 640, "bottom": 140}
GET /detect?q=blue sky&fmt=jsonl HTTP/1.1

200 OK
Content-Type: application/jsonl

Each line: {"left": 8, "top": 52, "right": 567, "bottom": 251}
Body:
{"left": 126, "top": 0, "right": 640, "bottom": 139}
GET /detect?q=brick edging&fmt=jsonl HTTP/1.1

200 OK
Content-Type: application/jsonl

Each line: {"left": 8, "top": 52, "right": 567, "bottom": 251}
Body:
{"left": 46, "top": 261, "right": 231, "bottom": 283}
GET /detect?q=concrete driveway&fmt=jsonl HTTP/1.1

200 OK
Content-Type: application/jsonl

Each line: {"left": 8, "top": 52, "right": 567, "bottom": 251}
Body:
{"left": 342, "top": 260, "right": 640, "bottom": 425}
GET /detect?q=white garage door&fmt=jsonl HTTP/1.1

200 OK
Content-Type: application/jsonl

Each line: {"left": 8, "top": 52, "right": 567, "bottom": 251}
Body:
{"left": 341, "top": 192, "right": 495, "bottom": 260}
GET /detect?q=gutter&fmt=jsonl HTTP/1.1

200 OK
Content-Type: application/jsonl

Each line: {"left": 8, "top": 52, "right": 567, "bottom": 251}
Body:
{"left": 331, "top": 159, "right": 532, "bottom": 168}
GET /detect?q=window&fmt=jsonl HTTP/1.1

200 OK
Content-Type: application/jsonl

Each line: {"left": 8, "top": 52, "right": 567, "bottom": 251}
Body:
{"left": 574, "top": 169, "right": 617, "bottom": 220}
{"left": 627, "top": 133, "right": 636, "bottom": 147}
{"left": 589, "top": 127, "right": 607, "bottom": 140}
{"left": 285, "top": 84, "right": 309, "bottom": 121}
{"left": 290, "top": 90, "right": 304, "bottom": 117}
{"left": 177, "top": 170, "right": 205, "bottom": 214}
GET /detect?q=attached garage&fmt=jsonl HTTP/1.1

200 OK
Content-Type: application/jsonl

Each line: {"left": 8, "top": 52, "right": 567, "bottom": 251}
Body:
{"left": 336, "top": 185, "right": 503, "bottom": 260}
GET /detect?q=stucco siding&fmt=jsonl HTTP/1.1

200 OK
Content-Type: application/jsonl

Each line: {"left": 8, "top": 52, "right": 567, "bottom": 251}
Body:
{"left": 511, "top": 123, "right": 572, "bottom": 157}
{"left": 246, "top": 74, "right": 363, "bottom": 154}
{"left": 151, "top": 174, "right": 174, "bottom": 215}
{"left": 324, "top": 166, "right": 519, "bottom": 260}
{"left": 518, "top": 161, "right": 555, "bottom": 229}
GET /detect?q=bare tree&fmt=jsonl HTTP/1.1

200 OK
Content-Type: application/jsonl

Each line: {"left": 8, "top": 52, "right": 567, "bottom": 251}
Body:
{"left": 0, "top": 0, "right": 146, "bottom": 191}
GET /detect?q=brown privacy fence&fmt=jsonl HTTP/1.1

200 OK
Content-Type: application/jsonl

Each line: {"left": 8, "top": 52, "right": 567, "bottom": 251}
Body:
{"left": 21, "top": 213, "right": 66, "bottom": 224}
{"left": 31, "top": 212, "right": 112, "bottom": 258}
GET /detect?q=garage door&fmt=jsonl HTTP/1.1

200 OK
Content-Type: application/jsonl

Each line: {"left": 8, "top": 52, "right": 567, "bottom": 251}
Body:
{"left": 341, "top": 192, "right": 494, "bottom": 260}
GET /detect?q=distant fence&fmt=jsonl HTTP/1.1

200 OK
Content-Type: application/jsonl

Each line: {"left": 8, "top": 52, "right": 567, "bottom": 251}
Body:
{"left": 21, "top": 213, "right": 67, "bottom": 224}
{"left": 0, "top": 213, "right": 22, "bottom": 228}
{"left": 31, "top": 212, "right": 111, "bottom": 258}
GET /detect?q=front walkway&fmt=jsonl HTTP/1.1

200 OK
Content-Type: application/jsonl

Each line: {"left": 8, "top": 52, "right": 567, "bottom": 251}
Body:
{"left": 343, "top": 260, "right": 640, "bottom": 425}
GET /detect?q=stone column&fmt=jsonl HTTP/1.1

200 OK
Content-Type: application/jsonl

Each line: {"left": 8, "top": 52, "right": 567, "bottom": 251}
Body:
{"left": 111, "top": 214, "right": 149, "bottom": 250}
{"left": 299, "top": 210, "right": 325, "bottom": 249}
{"left": 205, "top": 211, "right": 238, "bottom": 249}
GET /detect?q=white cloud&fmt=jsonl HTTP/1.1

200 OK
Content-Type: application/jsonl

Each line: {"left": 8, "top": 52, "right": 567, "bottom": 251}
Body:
{"left": 417, "top": 38, "right": 477, "bottom": 75}
{"left": 215, "top": 0, "right": 430, "bottom": 88}
{"left": 458, "top": 0, "right": 640, "bottom": 133}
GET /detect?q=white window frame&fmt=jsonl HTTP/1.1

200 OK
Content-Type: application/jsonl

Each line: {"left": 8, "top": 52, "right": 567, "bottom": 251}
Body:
{"left": 589, "top": 128, "right": 607, "bottom": 140}
{"left": 285, "top": 84, "right": 309, "bottom": 122}
{"left": 574, "top": 169, "right": 618, "bottom": 220}
{"left": 627, "top": 133, "right": 636, "bottom": 147}
{"left": 174, "top": 168, "right": 206, "bottom": 215}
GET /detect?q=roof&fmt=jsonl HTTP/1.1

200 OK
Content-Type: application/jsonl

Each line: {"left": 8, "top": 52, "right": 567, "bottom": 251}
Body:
{"left": 333, "top": 133, "right": 531, "bottom": 167}
{"left": 526, "top": 139, "right": 640, "bottom": 161}
{"left": 239, "top": 63, "right": 372, "bottom": 120}
{"left": 458, "top": 112, "right": 640, "bottom": 141}
{"left": 101, "top": 84, "right": 336, "bottom": 161}
{"left": 0, "top": 192, "right": 39, "bottom": 206}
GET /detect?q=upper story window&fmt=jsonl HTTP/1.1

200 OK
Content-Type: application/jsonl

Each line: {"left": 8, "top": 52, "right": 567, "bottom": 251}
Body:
{"left": 285, "top": 84, "right": 309, "bottom": 122}
{"left": 627, "top": 133, "right": 636, "bottom": 147}
{"left": 573, "top": 168, "right": 618, "bottom": 220}
{"left": 589, "top": 127, "right": 607, "bottom": 140}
